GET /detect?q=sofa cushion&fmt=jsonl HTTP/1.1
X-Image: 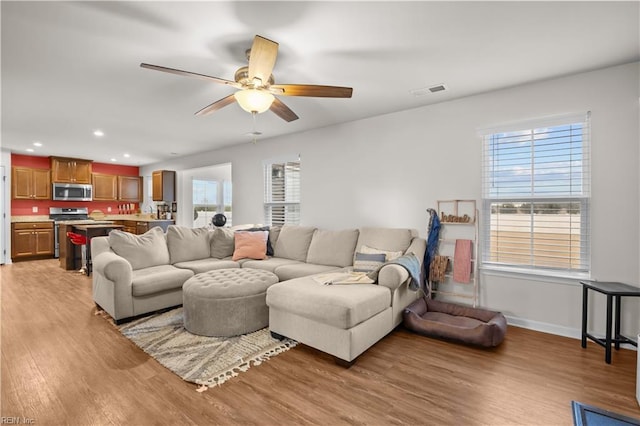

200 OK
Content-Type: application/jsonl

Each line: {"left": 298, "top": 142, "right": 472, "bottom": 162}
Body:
{"left": 166, "top": 225, "right": 211, "bottom": 264}
{"left": 210, "top": 227, "right": 235, "bottom": 259}
{"left": 273, "top": 263, "right": 341, "bottom": 281}
{"left": 273, "top": 225, "right": 317, "bottom": 262}
{"left": 173, "top": 258, "right": 240, "bottom": 274}
{"left": 306, "top": 229, "right": 359, "bottom": 267}
{"left": 266, "top": 277, "right": 391, "bottom": 329}
{"left": 131, "top": 265, "right": 194, "bottom": 297}
{"left": 109, "top": 227, "right": 170, "bottom": 271}
{"left": 355, "top": 228, "right": 413, "bottom": 261}
{"left": 242, "top": 257, "right": 303, "bottom": 273}
{"left": 269, "top": 226, "right": 281, "bottom": 249}
{"left": 232, "top": 231, "right": 269, "bottom": 261}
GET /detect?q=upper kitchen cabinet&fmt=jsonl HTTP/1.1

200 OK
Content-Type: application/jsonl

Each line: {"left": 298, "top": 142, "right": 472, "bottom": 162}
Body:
{"left": 92, "top": 173, "right": 118, "bottom": 201}
{"left": 12, "top": 167, "right": 51, "bottom": 200}
{"left": 92, "top": 174, "right": 142, "bottom": 202}
{"left": 51, "top": 157, "right": 92, "bottom": 183}
{"left": 152, "top": 170, "right": 176, "bottom": 202}
{"left": 118, "top": 176, "right": 142, "bottom": 202}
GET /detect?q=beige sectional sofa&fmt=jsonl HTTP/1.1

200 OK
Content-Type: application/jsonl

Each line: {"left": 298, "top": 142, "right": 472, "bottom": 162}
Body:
{"left": 91, "top": 224, "right": 426, "bottom": 362}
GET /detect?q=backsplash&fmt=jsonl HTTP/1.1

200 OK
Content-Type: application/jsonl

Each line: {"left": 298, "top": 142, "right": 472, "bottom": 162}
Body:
{"left": 11, "top": 153, "right": 141, "bottom": 216}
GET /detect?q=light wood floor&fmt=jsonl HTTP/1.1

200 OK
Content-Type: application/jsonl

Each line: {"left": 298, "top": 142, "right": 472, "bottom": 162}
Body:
{"left": 2, "top": 259, "right": 638, "bottom": 425}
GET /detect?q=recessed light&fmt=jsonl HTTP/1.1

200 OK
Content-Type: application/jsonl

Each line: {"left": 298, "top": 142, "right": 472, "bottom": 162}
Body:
{"left": 110, "top": 158, "right": 117, "bottom": 162}
{"left": 123, "top": 153, "right": 130, "bottom": 158}
{"left": 26, "top": 148, "right": 34, "bottom": 152}
{"left": 94, "top": 130, "right": 104, "bottom": 137}
{"left": 33, "top": 141, "right": 42, "bottom": 147}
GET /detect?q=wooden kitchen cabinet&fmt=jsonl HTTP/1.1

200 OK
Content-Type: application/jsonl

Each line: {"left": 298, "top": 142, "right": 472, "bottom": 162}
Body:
{"left": 51, "top": 157, "right": 92, "bottom": 183}
{"left": 114, "top": 220, "right": 173, "bottom": 235}
{"left": 12, "top": 167, "right": 51, "bottom": 200}
{"left": 92, "top": 173, "right": 118, "bottom": 200}
{"left": 11, "top": 222, "right": 54, "bottom": 261}
{"left": 121, "top": 220, "right": 138, "bottom": 234}
{"left": 152, "top": 170, "right": 176, "bottom": 202}
{"left": 118, "top": 176, "right": 142, "bottom": 202}
{"left": 92, "top": 174, "right": 142, "bottom": 202}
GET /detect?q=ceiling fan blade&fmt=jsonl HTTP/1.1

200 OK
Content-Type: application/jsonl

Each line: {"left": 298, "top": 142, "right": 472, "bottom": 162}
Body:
{"left": 248, "top": 36, "right": 278, "bottom": 85}
{"left": 270, "top": 98, "right": 299, "bottom": 122}
{"left": 270, "top": 84, "right": 353, "bottom": 98}
{"left": 194, "top": 94, "right": 237, "bottom": 116}
{"left": 140, "top": 63, "right": 241, "bottom": 88}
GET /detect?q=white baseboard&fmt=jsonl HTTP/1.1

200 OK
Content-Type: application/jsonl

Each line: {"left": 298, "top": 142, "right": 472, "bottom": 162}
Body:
{"left": 505, "top": 315, "right": 637, "bottom": 351}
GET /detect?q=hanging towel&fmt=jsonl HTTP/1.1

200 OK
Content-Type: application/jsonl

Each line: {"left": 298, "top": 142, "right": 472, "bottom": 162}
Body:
{"left": 453, "top": 239, "right": 472, "bottom": 283}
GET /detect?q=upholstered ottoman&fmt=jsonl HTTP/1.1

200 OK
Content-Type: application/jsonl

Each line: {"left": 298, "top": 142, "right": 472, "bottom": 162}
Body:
{"left": 403, "top": 297, "right": 507, "bottom": 347}
{"left": 182, "top": 268, "right": 279, "bottom": 337}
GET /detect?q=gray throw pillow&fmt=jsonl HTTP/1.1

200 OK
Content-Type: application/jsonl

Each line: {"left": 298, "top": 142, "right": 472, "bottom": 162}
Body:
{"left": 353, "top": 252, "right": 386, "bottom": 272}
{"left": 109, "top": 226, "right": 170, "bottom": 270}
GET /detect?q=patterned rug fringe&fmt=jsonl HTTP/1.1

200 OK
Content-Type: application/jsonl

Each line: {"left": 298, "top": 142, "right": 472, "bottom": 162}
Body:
{"left": 195, "top": 339, "right": 297, "bottom": 390}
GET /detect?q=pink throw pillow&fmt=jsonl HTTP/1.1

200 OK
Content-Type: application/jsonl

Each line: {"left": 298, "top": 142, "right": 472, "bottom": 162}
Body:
{"left": 232, "top": 231, "right": 268, "bottom": 261}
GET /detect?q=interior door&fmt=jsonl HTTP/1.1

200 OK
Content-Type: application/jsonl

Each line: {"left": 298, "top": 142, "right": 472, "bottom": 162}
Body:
{"left": 0, "top": 165, "right": 5, "bottom": 264}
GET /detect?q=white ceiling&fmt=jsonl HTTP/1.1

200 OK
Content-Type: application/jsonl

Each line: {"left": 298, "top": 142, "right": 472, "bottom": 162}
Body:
{"left": 2, "top": 1, "right": 638, "bottom": 166}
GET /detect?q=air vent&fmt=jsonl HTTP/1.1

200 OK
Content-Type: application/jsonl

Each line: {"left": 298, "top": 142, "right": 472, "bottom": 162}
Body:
{"left": 410, "top": 84, "right": 448, "bottom": 97}
{"left": 429, "top": 84, "right": 447, "bottom": 93}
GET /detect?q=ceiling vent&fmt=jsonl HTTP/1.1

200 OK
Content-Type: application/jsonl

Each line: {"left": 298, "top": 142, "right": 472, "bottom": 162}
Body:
{"left": 428, "top": 84, "right": 447, "bottom": 93}
{"left": 410, "top": 84, "right": 448, "bottom": 97}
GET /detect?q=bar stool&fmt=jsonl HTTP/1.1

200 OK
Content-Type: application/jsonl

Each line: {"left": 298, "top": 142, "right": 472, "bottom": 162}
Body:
{"left": 67, "top": 231, "right": 88, "bottom": 274}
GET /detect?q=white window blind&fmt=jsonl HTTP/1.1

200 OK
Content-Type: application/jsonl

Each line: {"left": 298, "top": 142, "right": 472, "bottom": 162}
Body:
{"left": 264, "top": 160, "right": 300, "bottom": 226}
{"left": 481, "top": 112, "right": 591, "bottom": 275}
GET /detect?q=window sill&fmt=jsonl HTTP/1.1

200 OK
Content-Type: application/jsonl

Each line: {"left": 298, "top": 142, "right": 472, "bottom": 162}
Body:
{"left": 480, "top": 265, "right": 590, "bottom": 286}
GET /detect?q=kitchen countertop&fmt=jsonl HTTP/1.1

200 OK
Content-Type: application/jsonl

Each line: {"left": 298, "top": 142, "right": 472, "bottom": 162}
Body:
{"left": 11, "top": 215, "right": 53, "bottom": 223}
{"left": 12, "top": 215, "right": 174, "bottom": 223}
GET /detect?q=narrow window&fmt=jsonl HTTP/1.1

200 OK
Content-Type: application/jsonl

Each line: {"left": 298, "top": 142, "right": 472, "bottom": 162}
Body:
{"left": 264, "top": 159, "right": 300, "bottom": 226}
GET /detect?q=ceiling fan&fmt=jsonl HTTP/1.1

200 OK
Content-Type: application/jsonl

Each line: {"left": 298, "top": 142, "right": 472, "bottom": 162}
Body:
{"left": 140, "top": 35, "right": 353, "bottom": 122}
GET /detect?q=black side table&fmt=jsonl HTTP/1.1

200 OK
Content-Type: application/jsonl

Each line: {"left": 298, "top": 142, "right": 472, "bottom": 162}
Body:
{"left": 580, "top": 280, "right": 640, "bottom": 364}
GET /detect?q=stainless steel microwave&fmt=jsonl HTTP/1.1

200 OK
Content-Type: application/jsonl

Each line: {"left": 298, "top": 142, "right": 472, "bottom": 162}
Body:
{"left": 52, "top": 183, "right": 93, "bottom": 201}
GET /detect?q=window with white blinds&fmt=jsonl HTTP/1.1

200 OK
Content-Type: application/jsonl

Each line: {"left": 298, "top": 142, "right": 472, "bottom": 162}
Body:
{"left": 480, "top": 112, "right": 591, "bottom": 276}
{"left": 264, "top": 160, "right": 300, "bottom": 226}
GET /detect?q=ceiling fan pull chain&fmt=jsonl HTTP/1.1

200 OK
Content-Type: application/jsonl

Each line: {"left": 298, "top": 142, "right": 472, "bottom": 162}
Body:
{"left": 252, "top": 111, "right": 258, "bottom": 144}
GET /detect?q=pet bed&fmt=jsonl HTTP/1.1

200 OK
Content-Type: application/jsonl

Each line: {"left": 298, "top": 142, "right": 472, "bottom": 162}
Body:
{"left": 403, "top": 297, "right": 507, "bottom": 347}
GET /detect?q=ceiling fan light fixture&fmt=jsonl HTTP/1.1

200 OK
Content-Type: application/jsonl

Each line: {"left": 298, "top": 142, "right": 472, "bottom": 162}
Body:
{"left": 234, "top": 89, "right": 274, "bottom": 114}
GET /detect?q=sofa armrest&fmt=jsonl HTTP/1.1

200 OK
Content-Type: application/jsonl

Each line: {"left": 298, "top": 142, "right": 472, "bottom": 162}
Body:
{"left": 93, "top": 252, "right": 133, "bottom": 284}
{"left": 377, "top": 264, "right": 410, "bottom": 291}
{"left": 377, "top": 237, "right": 426, "bottom": 291}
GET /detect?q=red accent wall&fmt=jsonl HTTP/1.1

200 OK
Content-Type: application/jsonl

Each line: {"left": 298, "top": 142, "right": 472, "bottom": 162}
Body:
{"left": 11, "top": 154, "right": 141, "bottom": 216}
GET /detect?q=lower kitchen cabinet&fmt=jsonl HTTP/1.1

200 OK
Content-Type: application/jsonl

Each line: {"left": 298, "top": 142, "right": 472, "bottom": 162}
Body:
{"left": 12, "top": 222, "right": 54, "bottom": 261}
{"left": 114, "top": 220, "right": 174, "bottom": 234}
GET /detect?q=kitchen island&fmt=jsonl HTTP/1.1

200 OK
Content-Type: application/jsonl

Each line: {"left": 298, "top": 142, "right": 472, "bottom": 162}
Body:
{"left": 66, "top": 224, "right": 124, "bottom": 275}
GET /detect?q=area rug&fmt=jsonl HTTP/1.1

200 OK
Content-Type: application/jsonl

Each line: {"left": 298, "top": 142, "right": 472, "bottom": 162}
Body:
{"left": 571, "top": 401, "right": 640, "bottom": 426}
{"left": 118, "top": 307, "right": 297, "bottom": 390}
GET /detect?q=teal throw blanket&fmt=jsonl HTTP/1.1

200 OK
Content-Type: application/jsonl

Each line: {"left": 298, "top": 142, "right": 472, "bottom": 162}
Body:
{"left": 367, "top": 252, "right": 422, "bottom": 291}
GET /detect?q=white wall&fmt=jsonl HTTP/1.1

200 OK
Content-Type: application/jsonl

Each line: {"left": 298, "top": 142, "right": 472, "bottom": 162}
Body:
{"left": 142, "top": 62, "right": 640, "bottom": 340}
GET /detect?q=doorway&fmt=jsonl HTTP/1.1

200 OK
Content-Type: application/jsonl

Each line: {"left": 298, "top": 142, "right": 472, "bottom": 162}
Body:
{"left": 1, "top": 165, "right": 6, "bottom": 264}
{"left": 183, "top": 163, "right": 232, "bottom": 228}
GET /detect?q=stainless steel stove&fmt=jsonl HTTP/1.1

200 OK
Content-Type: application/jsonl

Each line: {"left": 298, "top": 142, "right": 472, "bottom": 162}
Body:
{"left": 49, "top": 207, "right": 90, "bottom": 258}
